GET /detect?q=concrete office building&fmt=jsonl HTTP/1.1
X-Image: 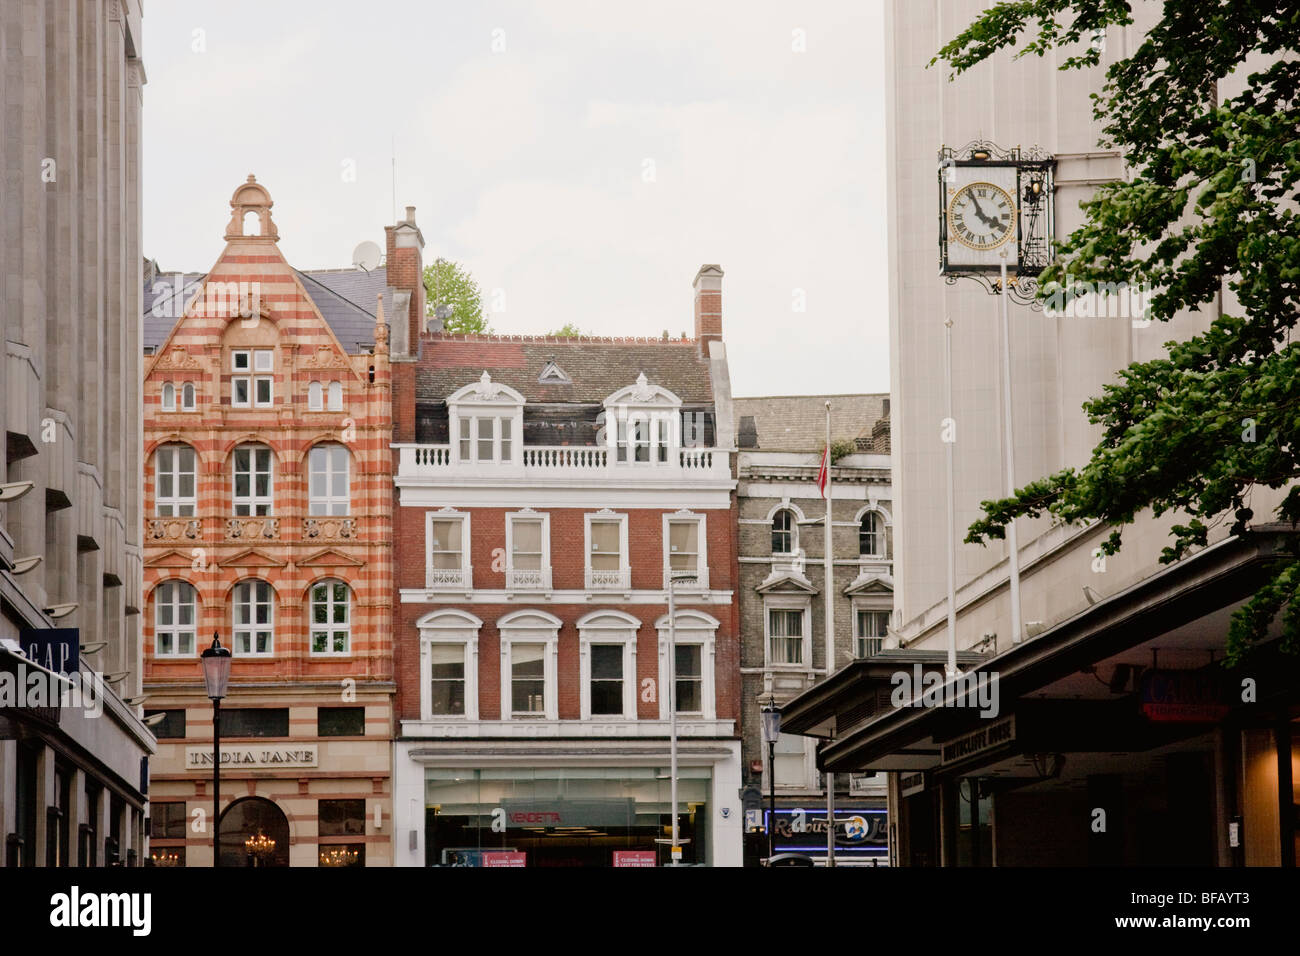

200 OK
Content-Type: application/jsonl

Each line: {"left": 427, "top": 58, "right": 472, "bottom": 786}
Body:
{"left": 0, "top": 0, "right": 154, "bottom": 867}
{"left": 784, "top": 0, "right": 1299, "bottom": 867}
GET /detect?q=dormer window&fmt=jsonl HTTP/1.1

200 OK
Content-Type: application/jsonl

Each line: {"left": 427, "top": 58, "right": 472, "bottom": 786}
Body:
{"left": 447, "top": 371, "right": 525, "bottom": 466}
{"left": 604, "top": 373, "right": 683, "bottom": 466}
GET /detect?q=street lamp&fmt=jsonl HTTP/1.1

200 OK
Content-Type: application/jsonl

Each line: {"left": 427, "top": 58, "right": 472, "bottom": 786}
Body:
{"left": 760, "top": 695, "right": 782, "bottom": 864}
{"left": 200, "top": 632, "right": 232, "bottom": 868}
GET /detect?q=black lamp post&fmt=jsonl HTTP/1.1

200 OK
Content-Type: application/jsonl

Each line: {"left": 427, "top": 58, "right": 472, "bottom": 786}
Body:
{"left": 200, "top": 632, "right": 232, "bottom": 868}
{"left": 760, "top": 695, "right": 782, "bottom": 864}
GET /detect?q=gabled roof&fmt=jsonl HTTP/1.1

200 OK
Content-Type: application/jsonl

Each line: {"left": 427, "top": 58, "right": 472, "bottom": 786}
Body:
{"left": 142, "top": 266, "right": 387, "bottom": 355}
{"left": 415, "top": 334, "right": 715, "bottom": 405}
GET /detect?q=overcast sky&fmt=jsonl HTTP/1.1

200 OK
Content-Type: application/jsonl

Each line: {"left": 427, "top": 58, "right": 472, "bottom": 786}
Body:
{"left": 142, "top": 0, "right": 887, "bottom": 397}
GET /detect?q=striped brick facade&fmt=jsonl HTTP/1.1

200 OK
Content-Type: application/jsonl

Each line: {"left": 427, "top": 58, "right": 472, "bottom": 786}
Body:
{"left": 141, "top": 177, "right": 394, "bottom": 867}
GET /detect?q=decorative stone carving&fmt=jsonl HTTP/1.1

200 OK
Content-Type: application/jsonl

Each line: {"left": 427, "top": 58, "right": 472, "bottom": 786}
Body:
{"left": 303, "top": 517, "right": 356, "bottom": 540}
{"left": 302, "top": 345, "right": 351, "bottom": 370}
{"left": 227, "top": 517, "right": 278, "bottom": 540}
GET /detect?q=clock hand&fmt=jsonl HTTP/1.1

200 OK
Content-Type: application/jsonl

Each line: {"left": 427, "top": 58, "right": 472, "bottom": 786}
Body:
{"left": 968, "top": 193, "right": 999, "bottom": 230}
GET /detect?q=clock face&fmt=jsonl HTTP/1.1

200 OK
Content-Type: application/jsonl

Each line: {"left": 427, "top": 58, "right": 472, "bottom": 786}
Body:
{"left": 947, "top": 182, "right": 1015, "bottom": 251}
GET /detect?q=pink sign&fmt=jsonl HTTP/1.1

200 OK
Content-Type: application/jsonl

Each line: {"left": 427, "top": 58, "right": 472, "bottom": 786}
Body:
{"left": 481, "top": 851, "right": 526, "bottom": 867}
{"left": 613, "top": 851, "right": 657, "bottom": 868}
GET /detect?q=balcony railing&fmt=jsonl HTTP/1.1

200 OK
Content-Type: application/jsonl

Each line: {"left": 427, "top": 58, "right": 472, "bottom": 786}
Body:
{"left": 585, "top": 568, "right": 631, "bottom": 590}
{"left": 664, "top": 567, "right": 709, "bottom": 591}
{"left": 397, "top": 443, "right": 730, "bottom": 481}
{"left": 506, "top": 567, "right": 552, "bottom": 590}
{"left": 426, "top": 566, "right": 472, "bottom": 589}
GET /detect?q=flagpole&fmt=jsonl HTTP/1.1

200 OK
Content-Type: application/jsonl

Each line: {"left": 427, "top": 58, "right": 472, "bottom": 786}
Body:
{"left": 824, "top": 400, "right": 835, "bottom": 867}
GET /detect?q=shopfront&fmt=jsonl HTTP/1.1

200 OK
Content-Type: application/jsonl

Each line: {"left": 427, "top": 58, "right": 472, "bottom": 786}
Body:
{"left": 425, "top": 766, "right": 713, "bottom": 867}
{"left": 764, "top": 807, "right": 889, "bottom": 865}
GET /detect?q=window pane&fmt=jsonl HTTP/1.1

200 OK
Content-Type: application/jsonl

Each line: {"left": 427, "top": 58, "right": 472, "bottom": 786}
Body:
{"left": 477, "top": 417, "right": 493, "bottom": 460}
{"left": 319, "top": 799, "right": 365, "bottom": 837}
{"left": 234, "top": 379, "right": 249, "bottom": 403}
{"left": 670, "top": 522, "right": 698, "bottom": 554}
{"left": 590, "top": 646, "right": 623, "bottom": 717}
{"left": 319, "top": 707, "right": 365, "bottom": 736}
{"left": 511, "top": 644, "right": 545, "bottom": 713}
{"left": 591, "top": 644, "right": 622, "bottom": 679}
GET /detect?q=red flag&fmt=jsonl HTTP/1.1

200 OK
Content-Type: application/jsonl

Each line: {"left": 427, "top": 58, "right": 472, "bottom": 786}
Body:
{"left": 816, "top": 445, "right": 829, "bottom": 499}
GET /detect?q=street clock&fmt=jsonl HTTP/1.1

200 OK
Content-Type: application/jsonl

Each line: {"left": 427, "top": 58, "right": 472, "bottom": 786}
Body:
{"left": 938, "top": 142, "right": 1055, "bottom": 303}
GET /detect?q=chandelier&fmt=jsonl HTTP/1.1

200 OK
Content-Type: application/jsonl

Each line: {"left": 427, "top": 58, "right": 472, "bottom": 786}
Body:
{"left": 150, "top": 850, "right": 183, "bottom": 867}
{"left": 244, "top": 830, "right": 276, "bottom": 859}
{"left": 319, "top": 846, "right": 359, "bottom": 867}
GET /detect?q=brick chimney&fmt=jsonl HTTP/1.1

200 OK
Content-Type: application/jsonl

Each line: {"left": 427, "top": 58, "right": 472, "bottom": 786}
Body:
{"left": 692, "top": 264, "right": 723, "bottom": 353}
{"left": 384, "top": 205, "right": 426, "bottom": 357}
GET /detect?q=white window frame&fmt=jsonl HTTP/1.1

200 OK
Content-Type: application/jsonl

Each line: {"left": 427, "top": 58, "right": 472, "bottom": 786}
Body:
{"left": 161, "top": 382, "right": 176, "bottom": 412}
{"left": 584, "top": 511, "right": 629, "bottom": 590}
{"left": 497, "top": 610, "right": 561, "bottom": 721}
{"left": 771, "top": 507, "right": 796, "bottom": 555}
{"left": 425, "top": 508, "right": 471, "bottom": 589}
{"left": 446, "top": 375, "right": 525, "bottom": 466}
{"left": 853, "top": 604, "right": 891, "bottom": 659}
{"left": 576, "top": 610, "right": 641, "bottom": 720}
{"left": 505, "top": 509, "right": 551, "bottom": 591}
{"left": 232, "top": 578, "right": 275, "bottom": 656}
{"left": 155, "top": 443, "right": 197, "bottom": 517}
{"left": 764, "top": 595, "right": 812, "bottom": 669}
{"left": 662, "top": 510, "right": 708, "bottom": 590}
{"left": 231, "top": 444, "right": 274, "bottom": 516}
{"left": 308, "top": 444, "right": 350, "bottom": 516}
{"left": 327, "top": 380, "right": 343, "bottom": 411}
{"left": 153, "top": 579, "right": 197, "bottom": 657}
{"left": 308, "top": 381, "right": 323, "bottom": 411}
{"left": 772, "top": 732, "right": 815, "bottom": 791}
{"left": 231, "top": 350, "right": 252, "bottom": 407}
{"left": 654, "top": 610, "right": 718, "bottom": 720}
{"left": 417, "top": 609, "right": 482, "bottom": 720}
{"left": 181, "top": 382, "right": 196, "bottom": 411}
{"left": 308, "top": 578, "right": 352, "bottom": 657}
{"left": 859, "top": 510, "right": 885, "bottom": 558}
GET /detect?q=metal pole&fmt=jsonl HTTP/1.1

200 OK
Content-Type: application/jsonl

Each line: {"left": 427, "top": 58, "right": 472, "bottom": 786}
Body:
{"left": 212, "top": 697, "right": 221, "bottom": 867}
{"left": 824, "top": 400, "right": 836, "bottom": 867}
{"left": 767, "top": 738, "right": 776, "bottom": 862}
{"left": 944, "top": 317, "right": 958, "bottom": 677}
{"left": 668, "top": 577, "right": 679, "bottom": 866}
{"left": 998, "top": 252, "right": 1023, "bottom": 645}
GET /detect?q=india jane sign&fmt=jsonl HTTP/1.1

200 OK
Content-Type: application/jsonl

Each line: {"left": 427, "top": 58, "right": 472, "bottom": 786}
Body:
{"left": 185, "top": 746, "right": 318, "bottom": 770}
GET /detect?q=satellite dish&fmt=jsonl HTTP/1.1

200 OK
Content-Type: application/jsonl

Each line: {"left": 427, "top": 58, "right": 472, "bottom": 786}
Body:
{"left": 434, "top": 304, "right": 454, "bottom": 320}
{"left": 352, "top": 240, "right": 382, "bottom": 272}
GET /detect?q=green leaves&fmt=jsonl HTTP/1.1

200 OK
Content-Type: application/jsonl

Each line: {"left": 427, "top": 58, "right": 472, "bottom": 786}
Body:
{"left": 941, "top": 0, "right": 1300, "bottom": 662}
{"left": 423, "top": 258, "right": 489, "bottom": 335}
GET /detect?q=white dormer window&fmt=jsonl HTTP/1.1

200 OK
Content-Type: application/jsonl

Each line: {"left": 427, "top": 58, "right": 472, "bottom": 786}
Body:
{"left": 447, "top": 371, "right": 525, "bottom": 466}
{"left": 603, "top": 373, "right": 683, "bottom": 465}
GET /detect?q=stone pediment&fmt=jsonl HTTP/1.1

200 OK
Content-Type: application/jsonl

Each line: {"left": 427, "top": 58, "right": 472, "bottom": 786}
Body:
{"left": 755, "top": 571, "right": 819, "bottom": 595}
{"left": 144, "top": 548, "right": 199, "bottom": 569}
{"left": 219, "top": 547, "right": 286, "bottom": 569}
{"left": 845, "top": 574, "right": 894, "bottom": 596}
{"left": 297, "top": 548, "right": 364, "bottom": 568}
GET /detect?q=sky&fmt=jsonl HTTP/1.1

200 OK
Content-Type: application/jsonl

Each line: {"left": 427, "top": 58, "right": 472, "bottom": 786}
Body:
{"left": 142, "top": 0, "right": 888, "bottom": 397}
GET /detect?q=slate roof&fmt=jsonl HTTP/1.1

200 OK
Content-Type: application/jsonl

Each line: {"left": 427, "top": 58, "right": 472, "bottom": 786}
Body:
{"left": 142, "top": 265, "right": 386, "bottom": 355}
{"left": 415, "top": 334, "right": 715, "bottom": 406}
{"left": 733, "top": 394, "right": 888, "bottom": 452}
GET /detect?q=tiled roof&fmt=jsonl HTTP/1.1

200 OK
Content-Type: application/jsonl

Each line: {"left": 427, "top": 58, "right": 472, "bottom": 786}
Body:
{"left": 415, "top": 334, "right": 715, "bottom": 405}
{"left": 141, "top": 266, "right": 386, "bottom": 354}
{"left": 733, "top": 394, "right": 888, "bottom": 452}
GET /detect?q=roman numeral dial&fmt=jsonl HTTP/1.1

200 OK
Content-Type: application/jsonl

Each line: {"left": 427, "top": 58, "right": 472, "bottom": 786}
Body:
{"left": 947, "top": 182, "right": 1015, "bottom": 251}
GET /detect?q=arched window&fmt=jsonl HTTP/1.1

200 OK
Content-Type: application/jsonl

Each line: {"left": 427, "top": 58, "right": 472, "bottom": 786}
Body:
{"left": 772, "top": 509, "right": 794, "bottom": 554}
{"left": 308, "top": 381, "right": 323, "bottom": 411}
{"left": 181, "top": 382, "right": 196, "bottom": 411}
{"left": 154, "top": 580, "right": 197, "bottom": 656}
{"left": 310, "top": 579, "right": 351, "bottom": 655}
{"left": 155, "top": 444, "right": 197, "bottom": 516}
{"left": 327, "top": 381, "right": 343, "bottom": 411}
{"left": 242, "top": 209, "right": 261, "bottom": 236}
{"left": 860, "top": 512, "right": 883, "bottom": 557}
{"left": 232, "top": 579, "right": 274, "bottom": 655}
{"left": 308, "top": 444, "right": 350, "bottom": 515}
{"left": 232, "top": 444, "right": 274, "bottom": 515}
{"left": 161, "top": 383, "right": 176, "bottom": 412}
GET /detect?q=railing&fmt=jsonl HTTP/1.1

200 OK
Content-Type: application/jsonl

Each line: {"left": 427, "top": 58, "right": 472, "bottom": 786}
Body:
{"left": 585, "top": 568, "right": 631, "bottom": 590}
{"left": 397, "top": 443, "right": 730, "bottom": 480}
{"left": 506, "top": 567, "right": 552, "bottom": 590}
{"left": 664, "top": 568, "right": 709, "bottom": 591}
{"left": 523, "top": 446, "right": 607, "bottom": 469}
{"left": 227, "top": 516, "right": 279, "bottom": 540}
{"left": 426, "top": 566, "right": 471, "bottom": 589}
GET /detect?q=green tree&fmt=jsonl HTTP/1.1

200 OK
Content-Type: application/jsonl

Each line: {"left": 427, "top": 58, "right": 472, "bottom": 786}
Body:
{"left": 549, "top": 322, "right": 585, "bottom": 337}
{"left": 423, "top": 257, "right": 488, "bottom": 334}
{"left": 936, "top": 1, "right": 1300, "bottom": 662}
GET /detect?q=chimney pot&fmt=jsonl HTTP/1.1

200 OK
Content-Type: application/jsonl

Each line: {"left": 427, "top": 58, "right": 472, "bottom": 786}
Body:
{"left": 405, "top": 205, "right": 416, "bottom": 225}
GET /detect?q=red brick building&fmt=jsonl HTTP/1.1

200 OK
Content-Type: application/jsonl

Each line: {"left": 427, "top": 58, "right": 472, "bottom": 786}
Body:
{"left": 389, "top": 261, "right": 743, "bottom": 866}
{"left": 140, "top": 177, "right": 394, "bottom": 866}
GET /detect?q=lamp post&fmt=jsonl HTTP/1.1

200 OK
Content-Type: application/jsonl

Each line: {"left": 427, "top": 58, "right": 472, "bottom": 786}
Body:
{"left": 760, "top": 695, "right": 781, "bottom": 864}
{"left": 200, "top": 632, "right": 232, "bottom": 867}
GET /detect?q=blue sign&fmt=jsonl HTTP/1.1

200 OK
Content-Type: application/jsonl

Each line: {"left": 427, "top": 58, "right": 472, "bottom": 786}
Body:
{"left": 18, "top": 629, "right": 79, "bottom": 676}
{"left": 767, "top": 808, "right": 889, "bottom": 856}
